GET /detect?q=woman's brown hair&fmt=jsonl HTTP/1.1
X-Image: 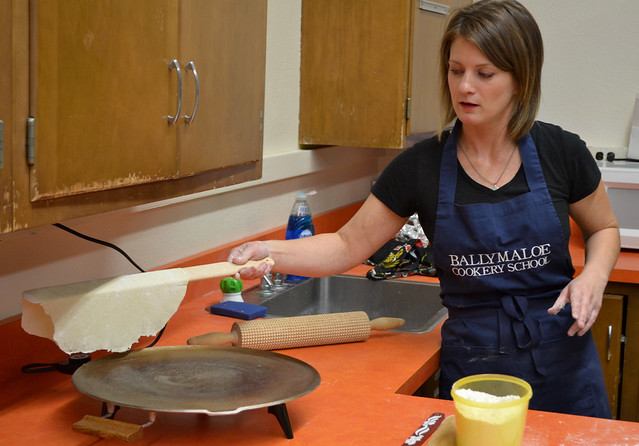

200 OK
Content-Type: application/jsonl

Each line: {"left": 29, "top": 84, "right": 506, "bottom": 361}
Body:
{"left": 438, "top": 0, "right": 544, "bottom": 140}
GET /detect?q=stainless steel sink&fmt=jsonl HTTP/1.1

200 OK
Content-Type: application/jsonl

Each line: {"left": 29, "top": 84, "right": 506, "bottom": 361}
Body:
{"left": 242, "top": 275, "right": 447, "bottom": 334}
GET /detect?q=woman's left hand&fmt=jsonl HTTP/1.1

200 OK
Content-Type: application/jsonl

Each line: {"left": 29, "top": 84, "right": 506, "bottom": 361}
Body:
{"left": 548, "top": 273, "right": 604, "bottom": 337}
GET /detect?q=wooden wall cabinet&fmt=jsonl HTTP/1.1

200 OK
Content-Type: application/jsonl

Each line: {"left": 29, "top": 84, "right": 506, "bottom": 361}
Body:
{"left": 0, "top": 0, "right": 13, "bottom": 233}
{"left": 299, "top": 0, "right": 469, "bottom": 149}
{"left": 3, "top": 0, "right": 267, "bottom": 233}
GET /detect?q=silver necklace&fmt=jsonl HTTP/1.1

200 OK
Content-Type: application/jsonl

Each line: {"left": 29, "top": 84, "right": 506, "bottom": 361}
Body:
{"left": 458, "top": 140, "right": 517, "bottom": 191}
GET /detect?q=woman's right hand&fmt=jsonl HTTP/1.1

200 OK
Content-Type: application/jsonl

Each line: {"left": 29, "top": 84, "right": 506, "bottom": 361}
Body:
{"left": 227, "top": 241, "right": 273, "bottom": 279}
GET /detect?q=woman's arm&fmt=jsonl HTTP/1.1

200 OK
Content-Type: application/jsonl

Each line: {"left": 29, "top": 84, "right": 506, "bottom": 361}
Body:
{"left": 228, "top": 194, "right": 408, "bottom": 279}
{"left": 548, "top": 181, "right": 620, "bottom": 336}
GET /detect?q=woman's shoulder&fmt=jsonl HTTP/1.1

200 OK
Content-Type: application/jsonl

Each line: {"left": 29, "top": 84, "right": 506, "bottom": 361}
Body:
{"left": 403, "top": 131, "right": 448, "bottom": 160}
{"left": 384, "top": 132, "right": 447, "bottom": 172}
{"left": 410, "top": 131, "right": 449, "bottom": 151}
{"left": 530, "top": 121, "right": 586, "bottom": 151}
{"left": 530, "top": 121, "right": 600, "bottom": 202}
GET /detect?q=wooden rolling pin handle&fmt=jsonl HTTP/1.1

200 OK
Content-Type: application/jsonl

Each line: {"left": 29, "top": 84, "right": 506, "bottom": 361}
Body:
{"left": 187, "top": 330, "right": 238, "bottom": 346}
{"left": 182, "top": 257, "right": 275, "bottom": 282}
{"left": 370, "top": 317, "right": 406, "bottom": 331}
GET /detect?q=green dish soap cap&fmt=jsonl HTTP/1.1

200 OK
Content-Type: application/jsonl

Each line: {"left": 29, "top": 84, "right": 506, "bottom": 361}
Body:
{"left": 220, "top": 277, "right": 244, "bottom": 303}
{"left": 221, "top": 277, "right": 243, "bottom": 293}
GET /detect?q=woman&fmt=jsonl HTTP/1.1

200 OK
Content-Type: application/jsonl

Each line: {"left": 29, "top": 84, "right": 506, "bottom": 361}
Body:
{"left": 228, "top": 0, "right": 620, "bottom": 418}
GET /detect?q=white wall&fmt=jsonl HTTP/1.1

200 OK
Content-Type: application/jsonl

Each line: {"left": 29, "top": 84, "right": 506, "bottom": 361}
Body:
{"left": 2, "top": 0, "right": 639, "bottom": 321}
{"left": 520, "top": 0, "right": 639, "bottom": 151}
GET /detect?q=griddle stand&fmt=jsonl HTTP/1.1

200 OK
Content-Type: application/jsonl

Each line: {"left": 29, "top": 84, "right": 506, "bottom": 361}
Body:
{"left": 268, "top": 403, "right": 294, "bottom": 439}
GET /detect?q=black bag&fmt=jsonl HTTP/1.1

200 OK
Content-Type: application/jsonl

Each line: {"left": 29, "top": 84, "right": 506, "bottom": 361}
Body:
{"left": 365, "top": 239, "right": 436, "bottom": 280}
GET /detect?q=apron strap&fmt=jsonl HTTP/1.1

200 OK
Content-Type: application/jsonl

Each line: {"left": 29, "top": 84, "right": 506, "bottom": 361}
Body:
{"left": 500, "top": 295, "right": 541, "bottom": 351}
{"left": 447, "top": 295, "right": 554, "bottom": 353}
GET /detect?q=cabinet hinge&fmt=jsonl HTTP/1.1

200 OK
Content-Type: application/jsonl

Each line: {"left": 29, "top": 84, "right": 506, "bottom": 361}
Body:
{"left": 406, "top": 97, "right": 411, "bottom": 120}
{"left": 0, "top": 120, "right": 4, "bottom": 169}
{"left": 26, "top": 116, "right": 35, "bottom": 166}
{"left": 419, "top": 0, "right": 449, "bottom": 15}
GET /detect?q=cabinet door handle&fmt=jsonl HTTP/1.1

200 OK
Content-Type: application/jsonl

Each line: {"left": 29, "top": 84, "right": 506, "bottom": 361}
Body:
{"left": 168, "top": 59, "right": 182, "bottom": 125}
{"left": 184, "top": 61, "right": 200, "bottom": 124}
{"left": 606, "top": 325, "right": 612, "bottom": 361}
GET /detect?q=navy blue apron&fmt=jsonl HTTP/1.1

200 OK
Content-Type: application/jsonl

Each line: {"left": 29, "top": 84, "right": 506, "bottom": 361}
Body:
{"left": 432, "top": 122, "right": 611, "bottom": 418}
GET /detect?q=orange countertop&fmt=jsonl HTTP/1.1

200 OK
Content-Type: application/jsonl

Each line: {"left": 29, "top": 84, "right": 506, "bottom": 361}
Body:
{"left": 569, "top": 219, "right": 639, "bottom": 284}
{"left": 2, "top": 264, "right": 639, "bottom": 445}
{"left": 1, "top": 205, "right": 639, "bottom": 445}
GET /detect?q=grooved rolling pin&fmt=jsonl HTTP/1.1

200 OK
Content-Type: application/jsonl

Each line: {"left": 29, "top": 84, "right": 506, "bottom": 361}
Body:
{"left": 187, "top": 311, "right": 405, "bottom": 350}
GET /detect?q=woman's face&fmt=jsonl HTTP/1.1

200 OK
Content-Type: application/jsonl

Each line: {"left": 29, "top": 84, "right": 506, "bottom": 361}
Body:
{"left": 447, "top": 37, "right": 518, "bottom": 132}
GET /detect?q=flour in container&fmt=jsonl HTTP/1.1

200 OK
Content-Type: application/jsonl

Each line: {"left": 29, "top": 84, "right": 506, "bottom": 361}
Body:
{"left": 455, "top": 388, "right": 521, "bottom": 404}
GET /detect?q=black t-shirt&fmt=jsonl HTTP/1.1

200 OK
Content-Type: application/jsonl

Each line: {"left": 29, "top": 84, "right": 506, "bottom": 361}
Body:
{"left": 371, "top": 121, "right": 601, "bottom": 258}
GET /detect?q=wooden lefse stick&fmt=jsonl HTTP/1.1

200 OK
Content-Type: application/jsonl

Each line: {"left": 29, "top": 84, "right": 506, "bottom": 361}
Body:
{"left": 187, "top": 315, "right": 406, "bottom": 347}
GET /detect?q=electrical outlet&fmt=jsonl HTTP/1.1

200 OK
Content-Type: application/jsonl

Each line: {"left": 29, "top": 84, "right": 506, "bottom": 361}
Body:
{"left": 588, "top": 146, "right": 628, "bottom": 160}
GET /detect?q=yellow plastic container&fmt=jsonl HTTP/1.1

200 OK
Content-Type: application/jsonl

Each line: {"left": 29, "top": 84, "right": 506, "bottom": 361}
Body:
{"left": 451, "top": 374, "right": 532, "bottom": 446}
